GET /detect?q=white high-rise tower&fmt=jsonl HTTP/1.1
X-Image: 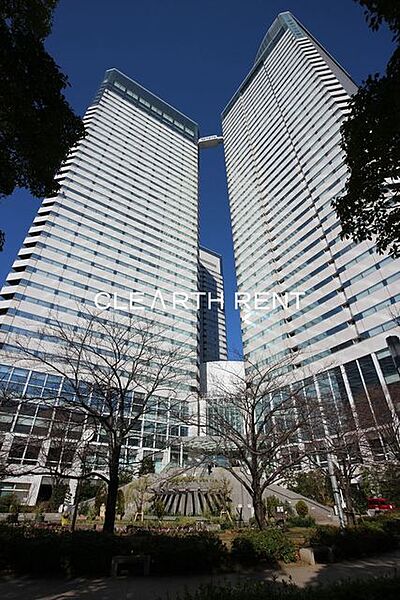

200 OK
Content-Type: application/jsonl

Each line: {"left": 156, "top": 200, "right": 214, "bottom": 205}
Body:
{"left": 222, "top": 13, "right": 400, "bottom": 450}
{"left": 0, "top": 69, "right": 199, "bottom": 502}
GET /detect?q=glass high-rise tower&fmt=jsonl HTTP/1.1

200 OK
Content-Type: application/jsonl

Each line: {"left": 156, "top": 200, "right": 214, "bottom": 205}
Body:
{"left": 222, "top": 13, "right": 400, "bottom": 452}
{"left": 198, "top": 247, "right": 227, "bottom": 362}
{"left": 0, "top": 69, "right": 199, "bottom": 503}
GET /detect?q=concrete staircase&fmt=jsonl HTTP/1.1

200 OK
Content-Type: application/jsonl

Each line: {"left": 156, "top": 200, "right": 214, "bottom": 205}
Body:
{"left": 210, "top": 467, "right": 338, "bottom": 524}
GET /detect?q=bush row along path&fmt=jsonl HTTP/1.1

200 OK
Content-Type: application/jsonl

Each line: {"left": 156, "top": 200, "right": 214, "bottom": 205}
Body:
{"left": 0, "top": 550, "right": 399, "bottom": 599}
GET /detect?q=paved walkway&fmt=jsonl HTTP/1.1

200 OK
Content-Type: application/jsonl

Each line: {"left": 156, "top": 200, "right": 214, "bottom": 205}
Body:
{"left": 1, "top": 551, "right": 399, "bottom": 599}
{"left": 282, "top": 549, "right": 400, "bottom": 587}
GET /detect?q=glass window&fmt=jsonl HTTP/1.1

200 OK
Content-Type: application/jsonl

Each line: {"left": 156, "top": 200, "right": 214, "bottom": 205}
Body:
{"left": 344, "top": 361, "right": 375, "bottom": 428}
{"left": 359, "top": 356, "right": 391, "bottom": 425}
{"left": 19, "top": 403, "right": 36, "bottom": 416}
{"left": 28, "top": 371, "right": 46, "bottom": 386}
{"left": 0, "top": 365, "right": 12, "bottom": 382}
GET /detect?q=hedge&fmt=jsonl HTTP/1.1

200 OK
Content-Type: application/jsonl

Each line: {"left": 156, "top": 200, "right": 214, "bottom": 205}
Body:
{"left": 0, "top": 525, "right": 227, "bottom": 577}
{"left": 231, "top": 528, "right": 296, "bottom": 565}
{"left": 360, "top": 515, "right": 400, "bottom": 536}
{"left": 0, "top": 525, "right": 299, "bottom": 577}
{"left": 286, "top": 515, "right": 316, "bottom": 528}
{"left": 171, "top": 577, "right": 400, "bottom": 600}
{"left": 310, "top": 521, "right": 397, "bottom": 560}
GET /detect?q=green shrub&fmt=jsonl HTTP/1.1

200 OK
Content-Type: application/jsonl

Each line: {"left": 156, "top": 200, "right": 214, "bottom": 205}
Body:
{"left": 231, "top": 528, "right": 296, "bottom": 565}
{"left": 48, "top": 482, "right": 68, "bottom": 511}
{"left": 171, "top": 576, "right": 400, "bottom": 600}
{"left": 93, "top": 485, "right": 124, "bottom": 517}
{"left": 310, "top": 522, "right": 397, "bottom": 560}
{"left": 0, "top": 525, "right": 227, "bottom": 577}
{"left": 78, "top": 480, "right": 100, "bottom": 502}
{"left": 265, "top": 495, "right": 293, "bottom": 518}
{"left": 117, "top": 489, "right": 125, "bottom": 517}
{"left": 151, "top": 498, "right": 166, "bottom": 520}
{"left": 5, "top": 513, "right": 19, "bottom": 524}
{"left": 94, "top": 485, "right": 106, "bottom": 516}
{"left": 78, "top": 502, "right": 90, "bottom": 517}
{"left": 309, "top": 524, "right": 338, "bottom": 546}
{"left": 220, "top": 519, "right": 234, "bottom": 531}
{"left": 295, "top": 500, "right": 308, "bottom": 517}
{"left": 143, "top": 531, "right": 227, "bottom": 574}
{"left": 0, "top": 493, "right": 20, "bottom": 513}
{"left": 287, "top": 515, "right": 316, "bottom": 528}
{"left": 0, "top": 525, "right": 66, "bottom": 575}
{"left": 380, "top": 518, "right": 400, "bottom": 536}
{"left": 265, "top": 495, "right": 280, "bottom": 518}
{"left": 360, "top": 515, "right": 400, "bottom": 536}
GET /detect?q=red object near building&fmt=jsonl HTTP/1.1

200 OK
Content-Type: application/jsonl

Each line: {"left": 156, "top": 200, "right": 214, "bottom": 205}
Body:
{"left": 367, "top": 497, "right": 396, "bottom": 512}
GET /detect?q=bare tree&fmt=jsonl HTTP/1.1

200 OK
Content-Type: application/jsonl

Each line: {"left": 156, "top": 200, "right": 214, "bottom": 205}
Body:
{"left": 124, "top": 474, "right": 154, "bottom": 521}
{"left": 0, "top": 391, "right": 105, "bottom": 507}
{"left": 0, "top": 434, "right": 7, "bottom": 481}
{"left": 3, "top": 309, "right": 191, "bottom": 533}
{"left": 379, "top": 422, "right": 400, "bottom": 463}
{"left": 185, "top": 357, "right": 320, "bottom": 529}
{"left": 304, "top": 386, "right": 377, "bottom": 525}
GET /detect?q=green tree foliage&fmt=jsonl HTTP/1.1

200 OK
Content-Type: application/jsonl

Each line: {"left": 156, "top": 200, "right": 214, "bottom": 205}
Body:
{"left": 265, "top": 495, "right": 292, "bottom": 519}
{"left": 378, "top": 463, "right": 400, "bottom": 505}
{"left": 362, "top": 463, "right": 400, "bottom": 506}
{"left": 94, "top": 484, "right": 125, "bottom": 517}
{"left": 116, "top": 489, "right": 125, "bottom": 517}
{"left": 288, "top": 470, "right": 334, "bottom": 506}
{"left": 0, "top": 0, "right": 85, "bottom": 249}
{"left": 0, "top": 492, "right": 20, "bottom": 513}
{"left": 78, "top": 480, "right": 100, "bottom": 503}
{"left": 138, "top": 456, "right": 155, "bottom": 476}
{"left": 118, "top": 469, "right": 134, "bottom": 486}
{"left": 355, "top": 0, "right": 400, "bottom": 36}
{"left": 151, "top": 497, "right": 166, "bottom": 520}
{"left": 333, "top": 0, "right": 400, "bottom": 255}
{"left": 94, "top": 484, "right": 106, "bottom": 516}
{"left": 48, "top": 481, "right": 68, "bottom": 511}
{"left": 295, "top": 499, "right": 309, "bottom": 517}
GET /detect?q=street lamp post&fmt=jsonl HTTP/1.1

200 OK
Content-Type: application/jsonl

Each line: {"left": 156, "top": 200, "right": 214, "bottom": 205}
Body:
{"left": 327, "top": 453, "right": 346, "bottom": 528}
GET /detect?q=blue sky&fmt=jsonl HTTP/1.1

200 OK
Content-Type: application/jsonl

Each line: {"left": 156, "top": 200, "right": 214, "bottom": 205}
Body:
{"left": 0, "top": 0, "right": 394, "bottom": 358}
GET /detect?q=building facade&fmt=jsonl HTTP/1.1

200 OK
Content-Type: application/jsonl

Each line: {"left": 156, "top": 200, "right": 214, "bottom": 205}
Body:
{"left": 198, "top": 247, "right": 227, "bottom": 362}
{"left": 0, "top": 69, "right": 199, "bottom": 503}
{"left": 222, "top": 12, "right": 400, "bottom": 459}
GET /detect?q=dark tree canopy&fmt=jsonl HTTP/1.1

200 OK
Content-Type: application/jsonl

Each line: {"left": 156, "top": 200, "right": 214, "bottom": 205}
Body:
{"left": 356, "top": 0, "right": 400, "bottom": 42}
{"left": 0, "top": 0, "right": 85, "bottom": 248}
{"left": 333, "top": 0, "right": 400, "bottom": 256}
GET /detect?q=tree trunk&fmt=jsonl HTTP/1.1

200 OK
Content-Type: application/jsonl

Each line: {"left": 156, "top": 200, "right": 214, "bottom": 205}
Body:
{"left": 252, "top": 485, "right": 266, "bottom": 530}
{"left": 103, "top": 445, "right": 121, "bottom": 534}
{"left": 343, "top": 485, "right": 356, "bottom": 526}
{"left": 70, "top": 478, "right": 81, "bottom": 532}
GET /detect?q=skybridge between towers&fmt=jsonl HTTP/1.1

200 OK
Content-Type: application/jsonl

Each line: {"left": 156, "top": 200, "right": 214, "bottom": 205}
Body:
{"left": 198, "top": 135, "right": 224, "bottom": 149}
